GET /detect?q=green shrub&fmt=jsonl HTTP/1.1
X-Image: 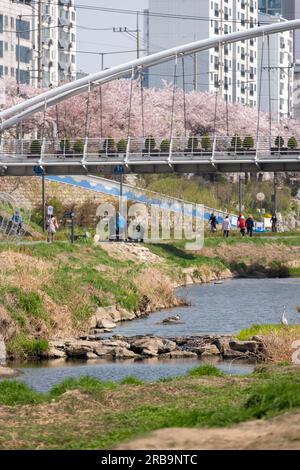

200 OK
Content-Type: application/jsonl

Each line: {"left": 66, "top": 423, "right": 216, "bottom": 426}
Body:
{"left": 288, "top": 136, "right": 298, "bottom": 150}
{"left": 201, "top": 134, "right": 212, "bottom": 151}
{"left": 160, "top": 139, "right": 170, "bottom": 153}
{"left": 73, "top": 139, "right": 84, "bottom": 155}
{"left": 49, "top": 376, "right": 117, "bottom": 397}
{"left": 120, "top": 376, "right": 144, "bottom": 385}
{"left": 144, "top": 135, "right": 156, "bottom": 152}
{"left": 103, "top": 136, "right": 115, "bottom": 153}
{"left": 231, "top": 134, "right": 242, "bottom": 150}
{"left": 187, "top": 364, "right": 225, "bottom": 377}
{"left": 0, "top": 381, "right": 44, "bottom": 405}
{"left": 187, "top": 136, "right": 198, "bottom": 151}
{"left": 117, "top": 139, "right": 127, "bottom": 153}
{"left": 18, "top": 291, "right": 45, "bottom": 318}
{"left": 243, "top": 135, "right": 254, "bottom": 150}
{"left": 60, "top": 139, "right": 71, "bottom": 152}
{"left": 275, "top": 136, "right": 284, "bottom": 149}
{"left": 6, "top": 334, "right": 49, "bottom": 358}
{"left": 30, "top": 140, "right": 41, "bottom": 155}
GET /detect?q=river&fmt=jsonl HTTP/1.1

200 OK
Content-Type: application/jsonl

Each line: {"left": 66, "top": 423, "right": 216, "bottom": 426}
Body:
{"left": 8, "top": 278, "right": 300, "bottom": 392}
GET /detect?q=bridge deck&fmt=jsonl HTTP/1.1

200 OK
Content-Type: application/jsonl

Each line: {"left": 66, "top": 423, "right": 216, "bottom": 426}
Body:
{"left": 1, "top": 137, "right": 300, "bottom": 176}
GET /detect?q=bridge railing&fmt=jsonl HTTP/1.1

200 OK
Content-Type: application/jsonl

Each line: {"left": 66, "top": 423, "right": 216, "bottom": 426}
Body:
{"left": 1, "top": 137, "right": 300, "bottom": 161}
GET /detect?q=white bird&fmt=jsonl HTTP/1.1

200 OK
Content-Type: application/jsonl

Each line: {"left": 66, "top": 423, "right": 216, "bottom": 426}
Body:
{"left": 281, "top": 307, "right": 288, "bottom": 326}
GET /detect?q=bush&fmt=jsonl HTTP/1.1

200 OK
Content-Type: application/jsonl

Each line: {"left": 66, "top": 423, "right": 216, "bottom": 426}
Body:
{"left": 103, "top": 136, "right": 115, "bottom": 153}
{"left": 288, "top": 136, "right": 298, "bottom": 150}
{"left": 60, "top": 139, "right": 71, "bottom": 152}
{"left": 144, "top": 135, "right": 156, "bottom": 152}
{"left": 201, "top": 134, "right": 212, "bottom": 151}
{"left": 117, "top": 139, "right": 127, "bottom": 153}
{"left": 73, "top": 139, "right": 84, "bottom": 155}
{"left": 188, "top": 365, "right": 225, "bottom": 377}
{"left": 243, "top": 135, "right": 254, "bottom": 150}
{"left": 30, "top": 140, "right": 41, "bottom": 155}
{"left": 6, "top": 334, "right": 49, "bottom": 358}
{"left": 231, "top": 134, "right": 242, "bottom": 150}
{"left": 160, "top": 139, "right": 170, "bottom": 153}
{"left": 0, "top": 381, "right": 44, "bottom": 405}
{"left": 275, "top": 136, "right": 284, "bottom": 149}
{"left": 187, "top": 136, "right": 198, "bottom": 151}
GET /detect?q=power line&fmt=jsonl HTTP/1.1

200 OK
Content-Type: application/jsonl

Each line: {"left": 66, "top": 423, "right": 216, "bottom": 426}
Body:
{"left": 26, "top": 1, "right": 276, "bottom": 26}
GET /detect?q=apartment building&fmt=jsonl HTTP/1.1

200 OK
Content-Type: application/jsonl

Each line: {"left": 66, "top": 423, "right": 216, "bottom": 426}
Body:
{"left": 0, "top": 0, "right": 76, "bottom": 88}
{"left": 144, "top": 0, "right": 258, "bottom": 108}
{"left": 32, "top": 0, "right": 76, "bottom": 87}
{"left": 0, "top": 0, "right": 32, "bottom": 85}
{"left": 257, "top": 12, "right": 293, "bottom": 119}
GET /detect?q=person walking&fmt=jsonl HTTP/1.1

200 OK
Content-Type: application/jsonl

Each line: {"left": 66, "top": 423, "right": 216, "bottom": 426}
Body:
{"left": 246, "top": 215, "right": 254, "bottom": 237}
{"left": 271, "top": 213, "right": 278, "bottom": 233}
{"left": 238, "top": 215, "right": 246, "bottom": 236}
{"left": 222, "top": 215, "right": 231, "bottom": 238}
{"left": 47, "top": 215, "right": 59, "bottom": 243}
{"left": 209, "top": 212, "right": 217, "bottom": 233}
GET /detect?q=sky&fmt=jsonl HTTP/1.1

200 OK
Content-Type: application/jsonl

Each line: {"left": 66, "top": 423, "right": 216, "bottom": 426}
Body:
{"left": 75, "top": 0, "right": 148, "bottom": 74}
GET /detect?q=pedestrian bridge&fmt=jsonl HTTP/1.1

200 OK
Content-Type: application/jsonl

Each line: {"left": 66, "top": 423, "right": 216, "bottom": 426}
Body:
{"left": 0, "top": 136, "right": 300, "bottom": 176}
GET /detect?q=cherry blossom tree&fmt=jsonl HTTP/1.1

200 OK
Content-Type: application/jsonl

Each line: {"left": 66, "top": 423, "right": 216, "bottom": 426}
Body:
{"left": 1, "top": 77, "right": 299, "bottom": 142}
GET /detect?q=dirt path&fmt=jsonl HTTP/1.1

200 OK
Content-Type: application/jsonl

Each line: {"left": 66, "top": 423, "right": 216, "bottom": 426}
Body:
{"left": 118, "top": 411, "right": 300, "bottom": 450}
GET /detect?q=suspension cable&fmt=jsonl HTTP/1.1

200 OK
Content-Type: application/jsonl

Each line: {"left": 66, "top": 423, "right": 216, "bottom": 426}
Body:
{"left": 55, "top": 105, "right": 60, "bottom": 139}
{"left": 182, "top": 56, "right": 187, "bottom": 137}
{"left": 170, "top": 54, "right": 178, "bottom": 140}
{"left": 267, "top": 35, "right": 272, "bottom": 139}
{"left": 99, "top": 85, "right": 103, "bottom": 138}
{"left": 84, "top": 82, "right": 91, "bottom": 139}
{"left": 41, "top": 99, "right": 47, "bottom": 140}
{"left": 140, "top": 68, "right": 145, "bottom": 138}
{"left": 256, "top": 34, "right": 265, "bottom": 146}
{"left": 127, "top": 67, "right": 135, "bottom": 139}
{"left": 225, "top": 95, "right": 229, "bottom": 136}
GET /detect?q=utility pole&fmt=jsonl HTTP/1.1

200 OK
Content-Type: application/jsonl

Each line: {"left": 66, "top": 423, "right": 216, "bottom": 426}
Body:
{"left": 17, "top": 17, "right": 21, "bottom": 96}
{"left": 193, "top": 53, "right": 198, "bottom": 91}
{"left": 238, "top": 175, "right": 242, "bottom": 214}
{"left": 37, "top": 0, "right": 43, "bottom": 87}
{"left": 113, "top": 24, "right": 141, "bottom": 60}
{"left": 136, "top": 12, "right": 140, "bottom": 59}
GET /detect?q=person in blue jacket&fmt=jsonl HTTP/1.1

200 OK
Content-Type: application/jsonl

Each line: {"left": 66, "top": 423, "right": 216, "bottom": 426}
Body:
{"left": 246, "top": 215, "right": 254, "bottom": 237}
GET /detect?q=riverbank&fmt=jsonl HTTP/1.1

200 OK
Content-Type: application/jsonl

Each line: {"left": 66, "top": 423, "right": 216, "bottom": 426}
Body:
{"left": 1, "top": 236, "right": 300, "bottom": 360}
{"left": 0, "top": 364, "right": 300, "bottom": 449}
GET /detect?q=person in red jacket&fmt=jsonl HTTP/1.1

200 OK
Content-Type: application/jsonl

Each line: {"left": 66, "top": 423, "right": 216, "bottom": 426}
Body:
{"left": 238, "top": 215, "right": 246, "bottom": 236}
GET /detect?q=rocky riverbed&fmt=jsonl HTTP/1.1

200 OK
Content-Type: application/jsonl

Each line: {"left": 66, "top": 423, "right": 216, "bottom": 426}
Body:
{"left": 41, "top": 334, "right": 264, "bottom": 361}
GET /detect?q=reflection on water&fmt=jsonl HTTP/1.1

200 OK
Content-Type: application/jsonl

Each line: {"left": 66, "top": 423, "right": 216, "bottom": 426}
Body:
{"left": 11, "top": 357, "right": 256, "bottom": 393}
{"left": 5, "top": 278, "right": 297, "bottom": 392}
{"left": 108, "top": 278, "right": 300, "bottom": 337}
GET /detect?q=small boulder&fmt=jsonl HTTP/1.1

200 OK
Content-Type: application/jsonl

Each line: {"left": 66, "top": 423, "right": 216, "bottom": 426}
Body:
{"left": 229, "top": 340, "right": 259, "bottom": 354}
{"left": 160, "top": 350, "right": 198, "bottom": 359}
{"left": 0, "top": 365, "right": 19, "bottom": 378}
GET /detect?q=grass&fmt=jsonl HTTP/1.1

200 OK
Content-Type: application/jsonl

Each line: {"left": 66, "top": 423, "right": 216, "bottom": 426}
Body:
{"left": 0, "top": 381, "right": 45, "bottom": 406}
{"left": 187, "top": 364, "right": 225, "bottom": 377}
{"left": 237, "top": 324, "right": 300, "bottom": 341}
{"left": 6, "top": 334, "right": 49, "bottom": 358}
{"left": 1, "top": 368, "right": 300, "bottom": 449}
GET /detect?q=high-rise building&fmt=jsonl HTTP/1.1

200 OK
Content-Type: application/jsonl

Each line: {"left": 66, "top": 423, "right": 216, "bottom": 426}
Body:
{"left": 144, "top": 0, "right": 258, "bottom": 109}
{"left": 257, "top": 12, "right": 293, "bottom": 119}
{"left": 0, "top": 0, "right": 76, "bottom": 88}
{"left": 32, "top": 0, "right": 77, "bottom": 88}
{"left": 0, "top": 0, "right": 33, "bottom": 85}
{"left": 258, "top": 0, "right": 295, "bottom": 20}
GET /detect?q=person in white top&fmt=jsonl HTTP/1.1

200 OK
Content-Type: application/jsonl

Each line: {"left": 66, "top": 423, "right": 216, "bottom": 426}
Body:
{"left": 222, "top": 216, "right": 231, "bottom": 238}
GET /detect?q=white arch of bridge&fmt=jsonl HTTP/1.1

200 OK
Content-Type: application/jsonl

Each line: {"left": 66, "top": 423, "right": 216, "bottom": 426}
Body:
{"left": 1, "top": 18, "right": 300, "bottom": 131}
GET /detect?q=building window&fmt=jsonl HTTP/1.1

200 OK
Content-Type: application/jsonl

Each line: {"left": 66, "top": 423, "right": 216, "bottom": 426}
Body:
{"left": 0, "top": 65, "right": 3, "bottom": 77}
{"left": 0, "top": 15, "right": 3, "bottom": 33}
{"left": 16, "top": 45, "right": 31, "bottom": 64}
{"left": 16, "top": 19, "right": 30, "bottom": 40}
{"left": 0, "top": 41, "right": 3, "bottom": 58}
{"left": 19, "top": 69, "right": 30, "bottom": 84}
